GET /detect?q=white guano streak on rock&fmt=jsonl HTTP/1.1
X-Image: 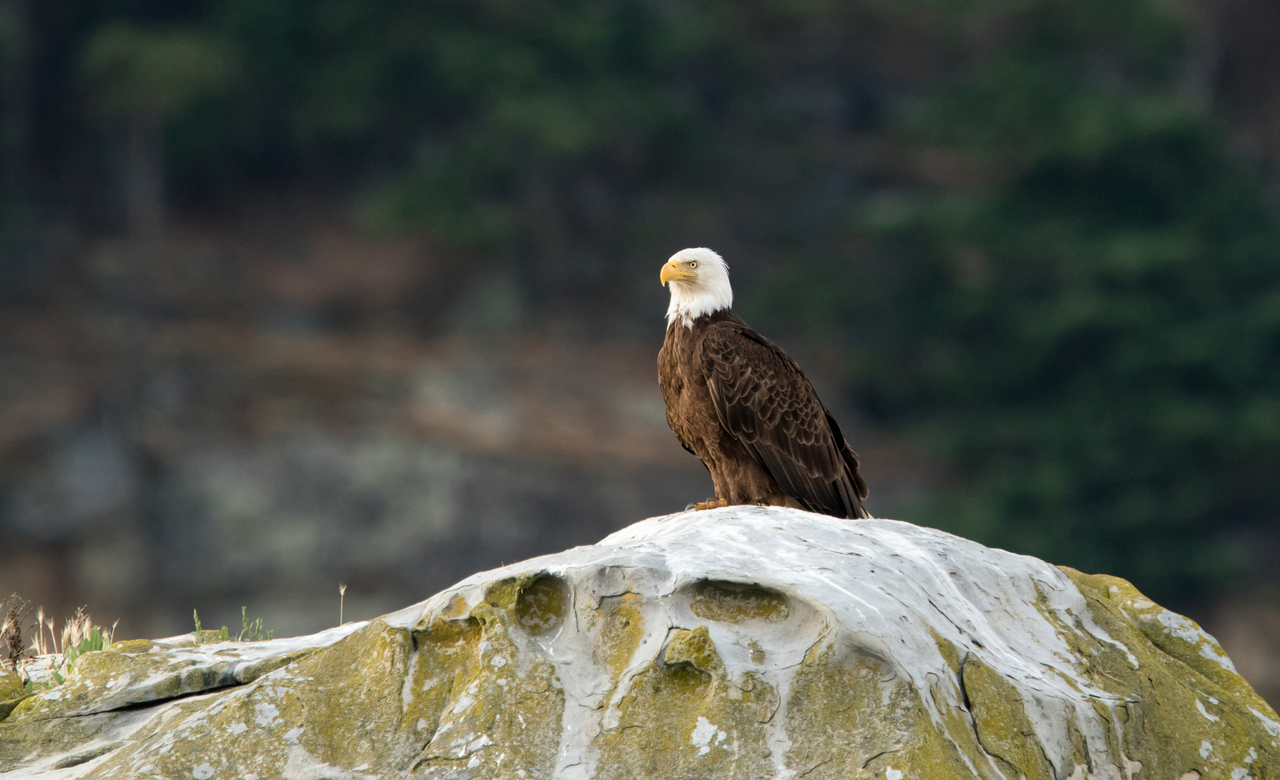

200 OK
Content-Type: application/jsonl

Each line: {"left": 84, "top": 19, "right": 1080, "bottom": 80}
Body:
{"left": 397, "top": 506, "right": 1144, "bottom": 779}
{"left": 154, "top": 621, "right": 369, "bottom": 667}
{"left": 281, "top": 743, "right": 377, "bottom": 780}
{"left": 1151, "top": 609, "right": 1238, "bottom": 673}
{"left": 551, "top": 568, "right": 678, "bottom": 778}
{"left": 1252, "top": 708, "right": 1280, "bottom": 744}
{"left": 400, "top": 639, "right": 420, "bottom": 714}
{"left": 254, "top": 702, "right": 279, "bottom": 727}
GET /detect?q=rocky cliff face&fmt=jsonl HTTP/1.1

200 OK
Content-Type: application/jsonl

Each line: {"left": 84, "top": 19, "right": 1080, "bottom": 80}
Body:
{"left": 2, "top": 507, "right": 1277, "bottom": 779}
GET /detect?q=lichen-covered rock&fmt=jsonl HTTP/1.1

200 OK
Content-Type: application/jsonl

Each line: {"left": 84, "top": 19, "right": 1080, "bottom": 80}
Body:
{"left": 6, "top": 636, "right": 329, "bottom": 725}
{"left": 1, "top": 507, "right": 1276, "bottom": 779}
{"left": 0, "top": 667, "right": 28, "bottom": 721}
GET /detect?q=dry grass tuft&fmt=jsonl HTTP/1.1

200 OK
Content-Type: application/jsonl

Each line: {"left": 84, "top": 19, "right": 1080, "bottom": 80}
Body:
{"left": 17, "top": 606, "right": 119, "bottom": 689}
{"left": 3, "top": 594, "right": 30, "bottom": 670}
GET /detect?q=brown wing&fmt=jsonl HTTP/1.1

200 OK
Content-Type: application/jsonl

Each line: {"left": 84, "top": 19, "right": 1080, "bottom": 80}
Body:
{"left": 697, "top": 320, "right": 869, "bottom": 519}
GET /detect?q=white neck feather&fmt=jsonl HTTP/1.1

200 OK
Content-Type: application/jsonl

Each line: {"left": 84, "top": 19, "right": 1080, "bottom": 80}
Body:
{"left": 665, "top": 253, "right": 734, "bottom": 328}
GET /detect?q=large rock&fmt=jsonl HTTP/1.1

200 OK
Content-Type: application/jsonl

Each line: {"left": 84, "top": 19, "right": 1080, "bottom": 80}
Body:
{"left": 1, "top": 507, "right": 1276, "bottom": 779}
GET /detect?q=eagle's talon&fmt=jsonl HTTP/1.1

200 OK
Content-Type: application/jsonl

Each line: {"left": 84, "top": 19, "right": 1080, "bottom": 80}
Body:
{"left": 690, "top": 498, "right": 729, "bottom": 511}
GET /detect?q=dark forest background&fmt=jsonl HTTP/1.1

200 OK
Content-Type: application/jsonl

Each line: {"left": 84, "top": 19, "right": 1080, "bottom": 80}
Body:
{"left": 2, "top": 0, "right": 1280, "bottom": 702}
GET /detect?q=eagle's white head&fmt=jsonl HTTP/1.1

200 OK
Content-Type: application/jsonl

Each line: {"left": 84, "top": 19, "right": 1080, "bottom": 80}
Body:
{"left": 661, "top": 247, "right": 733, "bottom": 327}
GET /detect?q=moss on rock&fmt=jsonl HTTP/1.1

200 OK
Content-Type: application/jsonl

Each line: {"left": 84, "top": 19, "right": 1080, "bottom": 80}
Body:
{"left": 596, "top": 625, "right": 777, "bottom": 779}
{"left": 689, "top": 581, "right": 790, "bottom": 624}
{"left": 408, "top": 576, "right": 565, "bottom": 779}
{"left": 594, "top": 593, "right": 646, "bottom": 681}
{"left": 961, "top": 654, "right": 1055, "bottom": 780}
{"left": 7, "top": 641, "right": 233, "bottom": 722}
{"left": 1062, "top": 567, "right": 1280, "bottom": 779}
{"left": 0, "top": 667, "right": 29, "bottom": 721}
{"left": 80, "top": 621, "right": 416, "bottom": 778}
{"left": 516, "top": 575, "right": 567, "bottom": 636}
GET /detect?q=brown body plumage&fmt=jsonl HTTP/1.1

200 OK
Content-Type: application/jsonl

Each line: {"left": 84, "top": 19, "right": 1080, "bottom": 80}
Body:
{"left": 658, "top": 248, "right": 869, "bottom": 519}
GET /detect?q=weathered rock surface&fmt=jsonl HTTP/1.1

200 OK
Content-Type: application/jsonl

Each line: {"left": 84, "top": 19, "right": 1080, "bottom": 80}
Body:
{"left": 1, "top": 507, "right": 1276, "bottom": 779}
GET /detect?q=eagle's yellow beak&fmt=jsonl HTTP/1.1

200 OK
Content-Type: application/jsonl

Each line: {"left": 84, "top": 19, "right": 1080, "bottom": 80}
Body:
{"left": 661, "top": 261, "right": 695, "bottom": 286}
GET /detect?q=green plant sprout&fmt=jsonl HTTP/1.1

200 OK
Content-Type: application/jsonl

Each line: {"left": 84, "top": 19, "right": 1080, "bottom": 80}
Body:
{"left": 191, "top": 607, "right": 273, "bottom": 644}
{"left": 238, "top": 606, "right": 272, "bottom": 642}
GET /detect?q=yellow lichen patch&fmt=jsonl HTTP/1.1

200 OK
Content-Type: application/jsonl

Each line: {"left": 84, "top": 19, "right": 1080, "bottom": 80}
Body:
{"left": 596, "top": 627, "right": 776, "bottom": 780}
{"left": 411, "top": 608, "right": 564, "bottom": 779}
{"left": 783, "top": 639, "right": 987, "bottom": 779}
{"left": 1067, "top": 568, "right": 1254, "bottom": 696}
{"left": 689, "top": 580, "right": 790, "bottom": 623}
{"left": 109, "top": 638, "right": 154, "bottom": 654}
{"left": 0, "top": 668, "right": 29, "bottom": 723}
{"left": 1055, "top": 703, "right": 1096, "bottom": 775}
{"left": 236, "top": 647, "right": 318, "bottom": 683}
{"left": 4, "top": 642, "right": 233, "bottom": 723}
{"left": 1090, "top": 698, "right": 1126, "bottom": 764}
{"left": 407, "top": 616, "right": 482, "bottom": 745}
{"left": 925, "top": 672, "right": 1010, "bottom": 779}
{"left": 1026, "top": 578, "right": 1146, "bottom": 703}
{"left": 663, "top": 626, "right": 725, "bottom": 678}
{"left": 784, "top": 642, "right": 905, "bottom": 778}
{"left": 95, "top": 680, "right": 297, "bottom": 777}
{"left": 439, "top": 593, "right": 469, "bottom": 620}
{"left": 0, "top": 701, "right": 139, "bottom": 771}
{"left": 516, "top": 574, "right": 567, "bottom": 636}
{"left": 1062, "top": 568, "right": 1280, "bottom": 778}
{"left": 416, "top": 614, "right": 482, "bottom": 646}
{"left": 412, "top": 582, "right": 565, "bottom": 778}
{"left": 284, "top": 621, "right": 421, "bottom": 769}
{"left": 594, "top": 593, "right": 645, "bottom": 681}
{"left": 481, "top": 576, "right": 525, "bottom": 612}
{"left": 961, "top": 654, "right": 1054, "bottom": 780}
{"left": 930, "top": 628, "right": 962, "bottom": 675}
{"left": 0, "top": 668, "right": 23, "bottom": 702}
{"left": 88, "top": 620, "right": 422, "bottom": 779}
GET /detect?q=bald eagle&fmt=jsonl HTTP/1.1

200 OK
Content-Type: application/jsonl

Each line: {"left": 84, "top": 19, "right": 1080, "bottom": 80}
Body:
{"left": 658, "top": 247, "right": 870, "bottom": 519}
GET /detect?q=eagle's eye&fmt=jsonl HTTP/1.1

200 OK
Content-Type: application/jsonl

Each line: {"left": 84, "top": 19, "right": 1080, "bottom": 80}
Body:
{"left": 689, "top": 261, "right": 698, "bottom": 269}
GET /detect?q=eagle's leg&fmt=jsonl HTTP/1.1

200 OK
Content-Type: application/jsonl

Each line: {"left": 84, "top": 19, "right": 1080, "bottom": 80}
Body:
{"left": 689, "top": 497, "right": 730, "bottom": 511}
{"left": 764, "top": 494, "right": 805, "bottom": 510}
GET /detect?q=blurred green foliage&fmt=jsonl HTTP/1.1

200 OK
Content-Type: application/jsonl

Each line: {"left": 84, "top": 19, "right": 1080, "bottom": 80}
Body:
{"left": 192, "top": 0, "right": 747, "bottom": 257}
{"left": 80, "top": 25, "right": 234, "bottom": 118}
{"left": 855, "top": 0, "right": 1280, "bottom": 595}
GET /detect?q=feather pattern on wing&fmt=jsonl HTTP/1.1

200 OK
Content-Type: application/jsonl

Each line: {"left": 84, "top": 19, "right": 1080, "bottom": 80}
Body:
{"left": 695, "top": 319, "right": 869, "bottom": 518}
